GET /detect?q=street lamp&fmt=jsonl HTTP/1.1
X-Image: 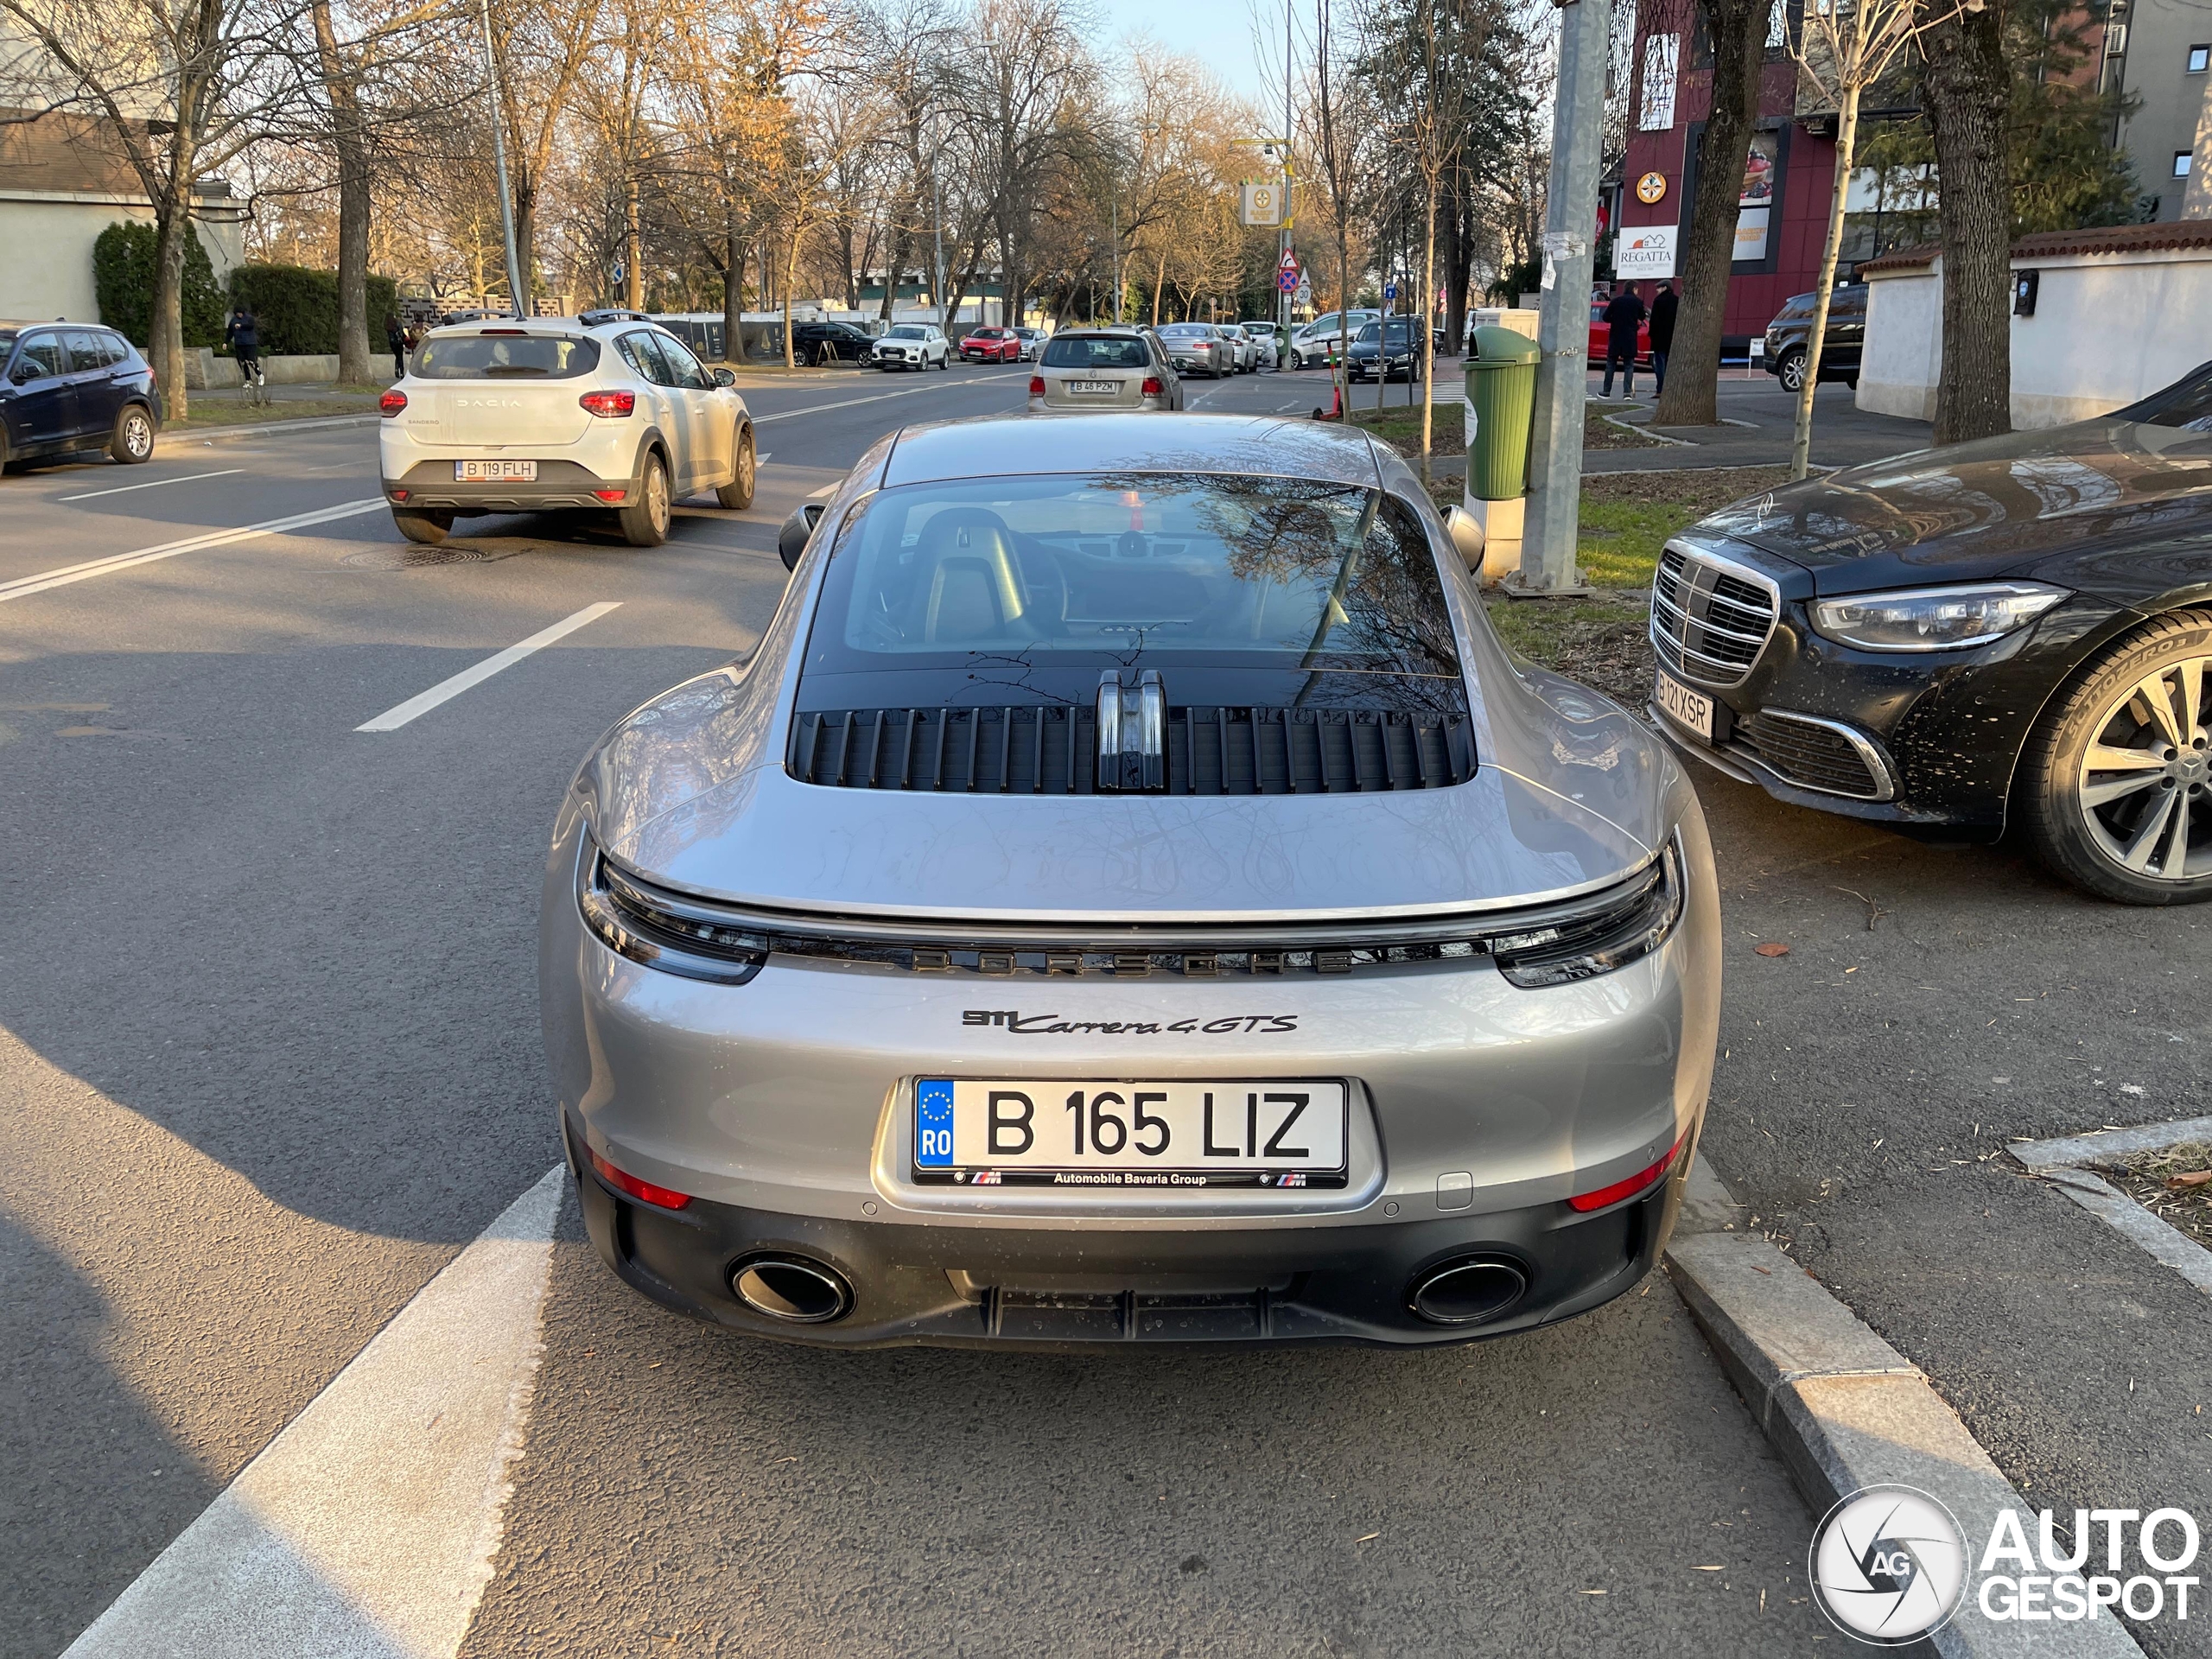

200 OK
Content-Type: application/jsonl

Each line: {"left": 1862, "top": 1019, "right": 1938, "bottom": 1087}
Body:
{"left": 478, "top": 0, "right": 524, "bottom": 318}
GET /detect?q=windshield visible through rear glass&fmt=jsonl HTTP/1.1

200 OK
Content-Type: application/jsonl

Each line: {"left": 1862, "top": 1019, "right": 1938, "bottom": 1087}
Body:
{"left": 414, "top": 334, "right": 599, "bottom": 378}
{"left": 804, "top": 474, "right": 1460, "bottom": 694}
{"left": 1041, "top": 336, "right": 1148, "bottom": 368}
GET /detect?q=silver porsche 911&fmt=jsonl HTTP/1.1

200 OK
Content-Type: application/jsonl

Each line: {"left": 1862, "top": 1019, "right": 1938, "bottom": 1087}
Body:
{"left": 541, "top": 413, "right": 1721, "bottom": 1348}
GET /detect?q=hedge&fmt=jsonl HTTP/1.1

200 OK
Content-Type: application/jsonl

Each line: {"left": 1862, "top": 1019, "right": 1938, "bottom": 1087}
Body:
{"left": 223, "top": 264, "right": 400, "bottom": 356}
{"left": 92, "top": 221, "right": 226, "bottom": 347}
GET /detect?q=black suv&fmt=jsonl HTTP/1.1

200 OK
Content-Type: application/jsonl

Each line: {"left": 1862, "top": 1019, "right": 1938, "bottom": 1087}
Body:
{"left": 0, "top": 322, "right": 162, "bottom": 467}
{"left": 790, "top": 321, "right": 875, "bottom": 366}
{"left": 1763, "top": 283, "right": 1866, "bottom": 393}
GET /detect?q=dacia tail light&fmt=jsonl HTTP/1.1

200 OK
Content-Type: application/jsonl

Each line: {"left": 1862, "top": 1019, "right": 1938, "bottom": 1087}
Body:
{"left": 1028, "top": 375, "right": 1045, "bottom": 396}
{"left": 580, "top": 390, "right": 636, "bottom": 418}
{"left": 1141, "top": 377, "right": 1162, "bottom": 397}
{"left": 378, "top": 389, "right": 407, "bottom": 417}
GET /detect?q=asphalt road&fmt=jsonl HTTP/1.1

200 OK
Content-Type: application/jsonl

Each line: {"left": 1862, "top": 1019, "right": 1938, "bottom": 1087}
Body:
{"left": 25, "top": 356, "right": 2208, "bottom": 1656}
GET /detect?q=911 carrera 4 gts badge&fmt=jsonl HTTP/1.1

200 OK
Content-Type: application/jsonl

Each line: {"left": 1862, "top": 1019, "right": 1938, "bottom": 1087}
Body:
{"left": 962, "top": 1009, "right": 1299, "bottom": 1035}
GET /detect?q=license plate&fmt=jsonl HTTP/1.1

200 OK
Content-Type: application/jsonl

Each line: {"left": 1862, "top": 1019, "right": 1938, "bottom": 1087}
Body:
{"left": 455, "top": 459, "right": 537, "bottom": 482}
{"left": 1066, "top": 380, "right": 1118, "bottom": 394}
{"left": 1654, "top": 670, "right": 1714, "bottom": 741}
{"left": 913, "top": 1077, "right": 1348, "bottom": 1189}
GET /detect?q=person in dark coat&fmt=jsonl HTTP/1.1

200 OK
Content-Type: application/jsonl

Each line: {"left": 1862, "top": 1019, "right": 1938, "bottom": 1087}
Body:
{"left": 1649, "top": 281, "right": 1678, "bottom": 394}
{"left": 386, "top": 312, "right": 409, "bottom": 380}
{"left": 1600, "top": 283, "right": 1646, "bottom": 398}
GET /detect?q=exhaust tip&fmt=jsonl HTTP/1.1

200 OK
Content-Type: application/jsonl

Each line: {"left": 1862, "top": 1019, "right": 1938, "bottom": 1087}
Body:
{"left": 731, "top": 1254, "right": 853, "bottom": 1324}
{"left": 1408, "top": 1255, "right": 1528, "bottom": 1326}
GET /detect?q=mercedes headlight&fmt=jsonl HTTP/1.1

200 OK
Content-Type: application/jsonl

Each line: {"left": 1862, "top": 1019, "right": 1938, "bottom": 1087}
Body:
{"left": 1808, "top": 582, "right": 2066, "bottom": 652}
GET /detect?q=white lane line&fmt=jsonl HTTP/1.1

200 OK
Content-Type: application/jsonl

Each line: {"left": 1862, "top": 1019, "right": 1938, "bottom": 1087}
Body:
{"left": 749, "top": 372, "right": 1026, "bottom": 425}
{"left": 355, "top": 602, "right": 622, "bottom": 732}
{"left": 57, "top": 467, "right": 246, "bottom": 502}
{"left": 0, "top": 498, "right": 384, "bottom": 606}
{"left": 63, "top": 1166, "right": 566, "bottom": 1659}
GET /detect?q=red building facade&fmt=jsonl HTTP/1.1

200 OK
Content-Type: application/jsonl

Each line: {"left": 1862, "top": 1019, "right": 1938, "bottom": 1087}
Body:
{"left": 1611, "top": 13, "right": 1842, "bottom": 353}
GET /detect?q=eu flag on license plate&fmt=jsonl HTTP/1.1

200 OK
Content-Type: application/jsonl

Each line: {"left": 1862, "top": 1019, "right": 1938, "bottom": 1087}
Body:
{"left": 915, "top": 1078, "right": 955, "bottom": 1166}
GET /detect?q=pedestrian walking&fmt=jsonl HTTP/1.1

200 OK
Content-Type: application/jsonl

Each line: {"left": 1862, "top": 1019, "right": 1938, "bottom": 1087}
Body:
{"left": 1600, "top": 283, "right": 1646, "bottom": 399}
{"left": 1649, "top": 281, "right": 1678, "bottom": 396}
{"left": 224, "top": 305, "right": 264, "bottom": 404}
{"left": 386, "top": 312, "right": 409, "bottom": 380}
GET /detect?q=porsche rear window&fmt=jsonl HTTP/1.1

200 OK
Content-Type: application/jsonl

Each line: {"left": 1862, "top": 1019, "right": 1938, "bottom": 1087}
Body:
{"left": 805, "top": 474, "right": 1460, "bottom": 679}
{"left": 413, "top": 334, "right": 600, "bottom": 378}
{"left": 1041, "top": 336, "right": 1148, "bottom": 368}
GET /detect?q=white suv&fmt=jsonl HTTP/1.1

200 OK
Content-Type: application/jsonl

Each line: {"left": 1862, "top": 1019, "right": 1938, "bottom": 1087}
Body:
{"left": 378, "top": 311, "right": 755, "bottom": 547}
{"left": 870, "top": 322, "right": 949, "bottom": 371}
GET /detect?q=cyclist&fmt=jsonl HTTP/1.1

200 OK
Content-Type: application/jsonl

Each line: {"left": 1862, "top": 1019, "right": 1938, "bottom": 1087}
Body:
{"left": 225, "top": 306, "right": 264, "bottom": 402}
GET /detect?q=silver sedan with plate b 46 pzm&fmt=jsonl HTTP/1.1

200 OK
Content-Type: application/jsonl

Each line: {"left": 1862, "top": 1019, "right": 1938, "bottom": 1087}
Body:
{"left": 541, "top": 412, "right": 1720, "bottom": 1348}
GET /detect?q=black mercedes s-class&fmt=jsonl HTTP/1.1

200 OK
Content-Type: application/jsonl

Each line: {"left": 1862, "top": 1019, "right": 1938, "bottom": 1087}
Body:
{"left": 1649, "top": 364, "right": 2212, "bottom": 906}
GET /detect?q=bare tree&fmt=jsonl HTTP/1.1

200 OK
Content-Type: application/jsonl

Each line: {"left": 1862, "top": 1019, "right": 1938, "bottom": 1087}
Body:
{"left": 1649, "top": 0, "right": 1766, "bottom": 427}
{"left": 1916, "top": 0, "right": 2008, "bottom": 442}
{"left": 2, "top": 0, "right": 315, "bottom": 413}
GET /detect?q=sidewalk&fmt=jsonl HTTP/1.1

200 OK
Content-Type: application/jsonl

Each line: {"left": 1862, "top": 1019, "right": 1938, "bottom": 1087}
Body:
{"left": 1588, "top": 374, "right": 1930, "bottom": 474}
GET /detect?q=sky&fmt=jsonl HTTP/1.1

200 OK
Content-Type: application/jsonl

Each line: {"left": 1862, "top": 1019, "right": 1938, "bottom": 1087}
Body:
{"left": 1096, "top": 0, "right": 1291, "bottom": 118}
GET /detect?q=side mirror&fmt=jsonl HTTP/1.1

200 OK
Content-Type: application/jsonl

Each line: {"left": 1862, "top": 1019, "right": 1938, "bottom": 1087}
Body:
{"left": 779, "top": 501, "right": 824, "bottom": 571}
{"left": 712, "top": 366, "right": 735, "bottom": 387}
{"left": 1443, "top": 503, "right": 1485, "bottom": 569}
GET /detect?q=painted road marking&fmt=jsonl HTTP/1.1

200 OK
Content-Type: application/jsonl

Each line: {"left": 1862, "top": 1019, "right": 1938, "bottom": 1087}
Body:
{"left": 0, "top": 498, "right": 384, "bottom": 606}
{"left": 750, "top": 371, "right": 1025, "bottom": 425}
{"left": 57, "top": 468, "right": 246, "bottom": 502}
{"left": 61, "top": 1166, "right": 566, "bottom": 1659}
{"left": 355, "top": 602, "right": 622, "bottom": 732}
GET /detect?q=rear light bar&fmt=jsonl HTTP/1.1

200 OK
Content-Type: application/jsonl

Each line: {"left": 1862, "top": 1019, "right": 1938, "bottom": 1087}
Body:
{"left": 1141, "top": 376, "right": 1162, "bottom": 397}
{"left": 378, "top": 388, "right": 407, "bottom": 417}
{"left": 589, "top": 1148, "right": 693, "bottom": 1210}
{"left": 579, "top": 390, "right": 635, "bottom": 417}
{"left": 1028, "top": 375, "right": 1045, "bottom": 396}
{"left": 1567, "top": 1135, "right": 1686, "bottom": 1213}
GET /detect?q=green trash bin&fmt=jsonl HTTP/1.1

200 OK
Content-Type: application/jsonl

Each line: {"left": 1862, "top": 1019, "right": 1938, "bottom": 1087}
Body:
{"left": 1465, "top": 325, "right": 1541, "bottom": 501}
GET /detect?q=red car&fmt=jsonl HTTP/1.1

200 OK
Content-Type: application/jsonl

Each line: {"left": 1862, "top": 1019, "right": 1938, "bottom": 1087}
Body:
{"left": 1587, "top": 297, "right": 1653, "bottom": 370}
{"left": 959, "top": 327, "right": 1021, "bottom": 363}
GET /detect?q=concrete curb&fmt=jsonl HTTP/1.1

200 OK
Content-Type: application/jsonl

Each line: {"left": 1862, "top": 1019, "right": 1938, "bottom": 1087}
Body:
{"left": 180, "top": 413, "right": 382, "bottom": 442}
{"left": 1667, "top": 1156, "right": 2143, "bottom": 1658}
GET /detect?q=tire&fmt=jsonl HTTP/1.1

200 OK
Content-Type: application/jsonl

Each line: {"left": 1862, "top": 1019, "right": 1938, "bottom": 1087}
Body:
{"left": 2019, "top": 609, "right": 2212, "bottom": 903}
{"left": 109, "top": 403, "right": 156, "bottom": 464}
{"left": 620, "top": 451, "right": 671, "bottom": 547}
{"left": 716, "top": 425, "right": 756, "bottom": 511}
{"left": 938, "top": 351, "right": 950, "bottom": 370}
{"left": 1777, "top": 348, "right": 1808, "bottom": 394}
{"left": 391, "top": 508, "right": 452, "bottom": 545}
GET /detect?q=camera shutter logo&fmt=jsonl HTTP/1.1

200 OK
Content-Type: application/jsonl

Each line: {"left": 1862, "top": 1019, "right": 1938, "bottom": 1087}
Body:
{"left": 1808, "top": 1485, "right": 1968, "bottom": 1645}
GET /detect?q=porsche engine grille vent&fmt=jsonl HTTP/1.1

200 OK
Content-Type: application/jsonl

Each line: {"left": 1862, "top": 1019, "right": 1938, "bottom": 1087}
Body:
{"left": 788, "top": 705, "right": 1473, "bottom": 795}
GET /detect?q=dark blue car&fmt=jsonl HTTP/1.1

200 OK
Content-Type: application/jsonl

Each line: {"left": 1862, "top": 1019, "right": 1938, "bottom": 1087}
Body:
{"left": 0, "top": 321, "right": 162, "bottom": 467}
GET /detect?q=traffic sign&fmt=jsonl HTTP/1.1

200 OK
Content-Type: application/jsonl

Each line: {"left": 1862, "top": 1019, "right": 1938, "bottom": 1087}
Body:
{"left": 1383, "top": 283, "right": 1396, "bottom": 300}
{"left": 1279, "top": 249, "right": 1299, "bottom": 271}
{"left": 1277, "top": 269, "right": 1298, "bottom": 294}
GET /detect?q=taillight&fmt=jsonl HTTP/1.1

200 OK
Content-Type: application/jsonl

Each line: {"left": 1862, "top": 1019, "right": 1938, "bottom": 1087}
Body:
{"left": 579, "top": 390, "right": 635, "bottom": 418}
{"left": 378, "top": 388, "right": 407, "bottom": 417}
{"left": 1141, "top": 376, "right": 1162, "bottom": 397}
{"left": 589, "top": 1148, "right": 693, "bottom": 1211}
{"left": 1567, "top": 1135, "right": 1686, "bottom": 1213}
{"left": 1028, "top": 375, "right": 1045, "bottom": 396}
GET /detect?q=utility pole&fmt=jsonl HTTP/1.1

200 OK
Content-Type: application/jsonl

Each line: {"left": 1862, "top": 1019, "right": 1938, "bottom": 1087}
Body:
{"left": 1518, "top": 0, "right": 1614, "bottom": 593}
{"left": 1281, "top": 0, "right": 1293, "bottom": 342}
{"left": 932, "top": 165, "right": 946, "bottom": 334}
{"left": 1110, "top": 189, "right": 1119, "bottom": 324}
{"left": 479, "top": 0, "right": 524, "bottom": 317}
